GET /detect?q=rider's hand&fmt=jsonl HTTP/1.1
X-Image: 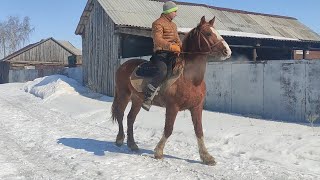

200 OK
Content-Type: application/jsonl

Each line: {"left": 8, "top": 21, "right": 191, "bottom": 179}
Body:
{"left": 170, "top": 44, "right": 181, "bottom": 53}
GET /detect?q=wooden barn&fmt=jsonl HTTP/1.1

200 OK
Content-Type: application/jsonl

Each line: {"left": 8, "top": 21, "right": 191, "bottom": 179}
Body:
{"left": 0, "top": 37, "right": 82, "bottom": 84}
{"left": 75, "top": 0, "right": 320, "bottom": 96}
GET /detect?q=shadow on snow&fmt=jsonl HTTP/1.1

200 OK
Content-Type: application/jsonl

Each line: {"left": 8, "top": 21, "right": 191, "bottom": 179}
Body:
{"left": 57, "top": 137, "right": 200, "bottom": 164}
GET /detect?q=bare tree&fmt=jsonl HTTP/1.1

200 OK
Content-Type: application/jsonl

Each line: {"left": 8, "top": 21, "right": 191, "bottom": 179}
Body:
{"left": 0, "top": 22, "right": 5, "bottom": 58}
{"left": 0, "top": 16, "right": 34, "bottom": 59}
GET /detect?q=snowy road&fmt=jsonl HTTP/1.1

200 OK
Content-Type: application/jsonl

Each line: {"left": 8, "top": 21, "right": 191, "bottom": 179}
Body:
{"left": 0, "top": 77, "right": 319, "bottom": 179}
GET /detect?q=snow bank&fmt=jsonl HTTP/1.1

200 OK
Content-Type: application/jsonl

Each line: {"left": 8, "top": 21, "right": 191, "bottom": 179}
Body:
{"left": 23, "top": 75, "right": 88, "bottom": 100}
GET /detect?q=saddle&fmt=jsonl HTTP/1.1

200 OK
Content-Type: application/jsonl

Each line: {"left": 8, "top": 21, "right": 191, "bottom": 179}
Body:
{"left": 130, "top": 58, "right": 184, "bottom": 94}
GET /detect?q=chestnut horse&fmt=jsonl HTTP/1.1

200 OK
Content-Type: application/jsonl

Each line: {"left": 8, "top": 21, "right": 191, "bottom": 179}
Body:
{"left": 111, "top": 16, "right": 231, "bottom": 165}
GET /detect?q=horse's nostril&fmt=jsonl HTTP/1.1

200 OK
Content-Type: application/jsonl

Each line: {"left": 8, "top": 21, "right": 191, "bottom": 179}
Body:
{"left": 223, "top": 49, "right": 228, "bottom": 55}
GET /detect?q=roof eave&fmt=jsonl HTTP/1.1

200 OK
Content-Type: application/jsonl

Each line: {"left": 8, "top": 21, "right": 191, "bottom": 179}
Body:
{"left": 75, "top": 0, "right": 94, "bottom": 35}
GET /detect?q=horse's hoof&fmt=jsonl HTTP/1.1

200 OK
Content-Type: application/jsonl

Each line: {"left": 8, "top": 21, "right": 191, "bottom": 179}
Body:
{"left": 128, "top": 142, "right": 139, "bottom": 151}
{"left": 154, "top": 150, "right": 164, "bottom": 159}
{"left": 154, "top": 154, "right": 163, "bottom": 159}
{"left": 115, "top": 134, "right": 125, "bottom": 146}
{"left": 202, "top": 155, "right": 216, "bottom": 166}
{"left": 115, "top": 141, "right": 123, "bottom": 147}
{"left": 154, "top": 147, "right": 164, "bottom": 159}
{"left": 204, "top": 159, "right": 216, "bottom": 166}
{"left": 115, "top": 138, "right": 124, "bottom": 147}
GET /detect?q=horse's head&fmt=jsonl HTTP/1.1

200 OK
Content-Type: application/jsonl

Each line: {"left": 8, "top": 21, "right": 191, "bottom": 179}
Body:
{"left": 183, "top": 16, "right": 232, "bottom": 60}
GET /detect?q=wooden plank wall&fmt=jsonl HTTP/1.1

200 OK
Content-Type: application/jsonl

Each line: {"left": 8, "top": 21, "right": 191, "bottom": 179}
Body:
{"left": 9, "top": 39, "right": 72, "bottom": 64}
{"left": 82, "top": 0, "right": 119, "bottom": 96}
{"left": 0, "top": 61, "right": 10, "bottom": 84}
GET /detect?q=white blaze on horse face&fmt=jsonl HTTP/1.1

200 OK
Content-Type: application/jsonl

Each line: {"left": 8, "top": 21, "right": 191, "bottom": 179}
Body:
{"left": 210, "top": 27, "right": 232, "bottom": 60}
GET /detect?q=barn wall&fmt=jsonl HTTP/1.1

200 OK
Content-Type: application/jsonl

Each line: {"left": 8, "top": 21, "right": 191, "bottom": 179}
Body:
{"left": 294, "top": 50, "right": 320, "bottom": 60}
{"left": 9, "top": 39, "right": 73, "bottom": 64}
{"left": 0, "top": 61, "right": 10, "bottom": 84}
{"left": 82, "top": 0, "right": 119, "bottom": 96}
{"left": 205, "top": 60, "right": 320, "bottom": 123}
{"left": 308, "top": 51, "right": 320, "bottom": 59}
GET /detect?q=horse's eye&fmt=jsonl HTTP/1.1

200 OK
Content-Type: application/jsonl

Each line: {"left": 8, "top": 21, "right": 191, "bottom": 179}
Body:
{"left": 206, "top": 32, "right": 211, "bottom": 36}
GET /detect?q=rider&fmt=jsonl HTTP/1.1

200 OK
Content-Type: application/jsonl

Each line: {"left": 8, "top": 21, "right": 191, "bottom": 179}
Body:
{"left": 142, "top": 1, "right": 182, "bottom": 111}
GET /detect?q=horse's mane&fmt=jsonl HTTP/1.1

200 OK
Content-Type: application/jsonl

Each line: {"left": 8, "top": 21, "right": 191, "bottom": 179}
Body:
{"left": 182, "top": 22, "right": 211, "bottom": 53}
{"left": 182, "top": 27, "right": 199, "bottom": 52}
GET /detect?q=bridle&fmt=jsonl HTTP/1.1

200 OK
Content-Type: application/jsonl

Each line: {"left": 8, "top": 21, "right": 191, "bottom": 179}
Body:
{"left": 180, "top": 27, "right": 225, "bottom": 55}
{"left": 199, "top": 31, "right": 225, "bottom": 52}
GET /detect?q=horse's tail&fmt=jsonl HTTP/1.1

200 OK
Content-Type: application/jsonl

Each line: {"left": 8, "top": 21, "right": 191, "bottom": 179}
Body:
{"left": 111, "top": 89, "right": 120, "bottom": 124}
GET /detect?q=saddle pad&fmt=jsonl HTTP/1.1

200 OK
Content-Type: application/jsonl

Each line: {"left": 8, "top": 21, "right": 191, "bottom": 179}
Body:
{"left": 130, "top": 60, "right": 184, "bottom": 93}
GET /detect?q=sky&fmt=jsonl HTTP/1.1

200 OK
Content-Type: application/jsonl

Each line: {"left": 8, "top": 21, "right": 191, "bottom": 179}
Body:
{"left": 0, "top": 0, "right": 319, "bottom": 50}
{"left": 0, "top": 73, "right": 319, "bottom": 179}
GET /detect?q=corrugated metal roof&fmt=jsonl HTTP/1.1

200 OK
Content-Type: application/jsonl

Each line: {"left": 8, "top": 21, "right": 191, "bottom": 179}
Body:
{"left": 76, "top": 0, "right": 320, "bottom": 42}
{"left": 179, "top": 28, "right": 300, "bottom": 41}
{"left": 57, "top": 40, "right": 82, "bottom": 56}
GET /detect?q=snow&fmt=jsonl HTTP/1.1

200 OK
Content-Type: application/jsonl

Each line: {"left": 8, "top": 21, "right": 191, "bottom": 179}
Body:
{"left": 0, "top": 74, "right": 319, "bottom": 179}
{"left": 23, "top": 75, "right": 87, "bottom": 100}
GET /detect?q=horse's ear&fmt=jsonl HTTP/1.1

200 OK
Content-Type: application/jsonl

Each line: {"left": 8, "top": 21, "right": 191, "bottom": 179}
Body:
{"left": 209, "top": 16, "right": 216, "bottom": 26}
{"left": 200, "top": 16, "right": 206, "bottom": 25}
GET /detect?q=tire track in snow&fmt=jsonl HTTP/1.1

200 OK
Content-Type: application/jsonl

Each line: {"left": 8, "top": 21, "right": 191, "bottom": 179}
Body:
{"left": 0, "top": 91, "right": 106, "bottom": 179}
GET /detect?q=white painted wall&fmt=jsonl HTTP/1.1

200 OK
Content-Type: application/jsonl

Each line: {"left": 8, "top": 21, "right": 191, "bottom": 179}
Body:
{"left": 205, "top": 60, "right": 320, "bottom": 123}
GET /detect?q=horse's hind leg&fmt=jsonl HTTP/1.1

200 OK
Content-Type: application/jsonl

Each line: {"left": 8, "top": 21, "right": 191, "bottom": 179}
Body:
{"left": 154, "top": 105, "right": 178, "bottom": 159}
{"left": 113, "top": 90, "right": 131, "bottom": 147}
{"left": 126, "top": 97, "right": 143, "bottom": 151}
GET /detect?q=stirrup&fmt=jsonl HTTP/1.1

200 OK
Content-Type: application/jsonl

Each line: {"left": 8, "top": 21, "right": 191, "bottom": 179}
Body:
{"left": 147, "top": 84, "right": 157, "bottom": 92}
{"left": 142, "top": 85, "right": 160, "bottom": 111}
{"left": 142, "top": 99, "right": 152, "bottom": 111}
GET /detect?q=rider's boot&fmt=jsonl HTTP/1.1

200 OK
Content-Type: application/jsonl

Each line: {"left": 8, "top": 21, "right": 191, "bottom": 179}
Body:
{"left": 142, "top": 84, "right": 158, "bottom": 111}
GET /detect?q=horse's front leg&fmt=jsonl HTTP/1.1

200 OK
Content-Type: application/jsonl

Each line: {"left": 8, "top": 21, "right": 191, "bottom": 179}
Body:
{"left": 154, "top": 105, "right": 178, "bottom": 159}
{"left": 127, "top": 98, "right": 143, "bottom": 151}
{"left": 190, "top": 104, "right": 216, "bottom": 166}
